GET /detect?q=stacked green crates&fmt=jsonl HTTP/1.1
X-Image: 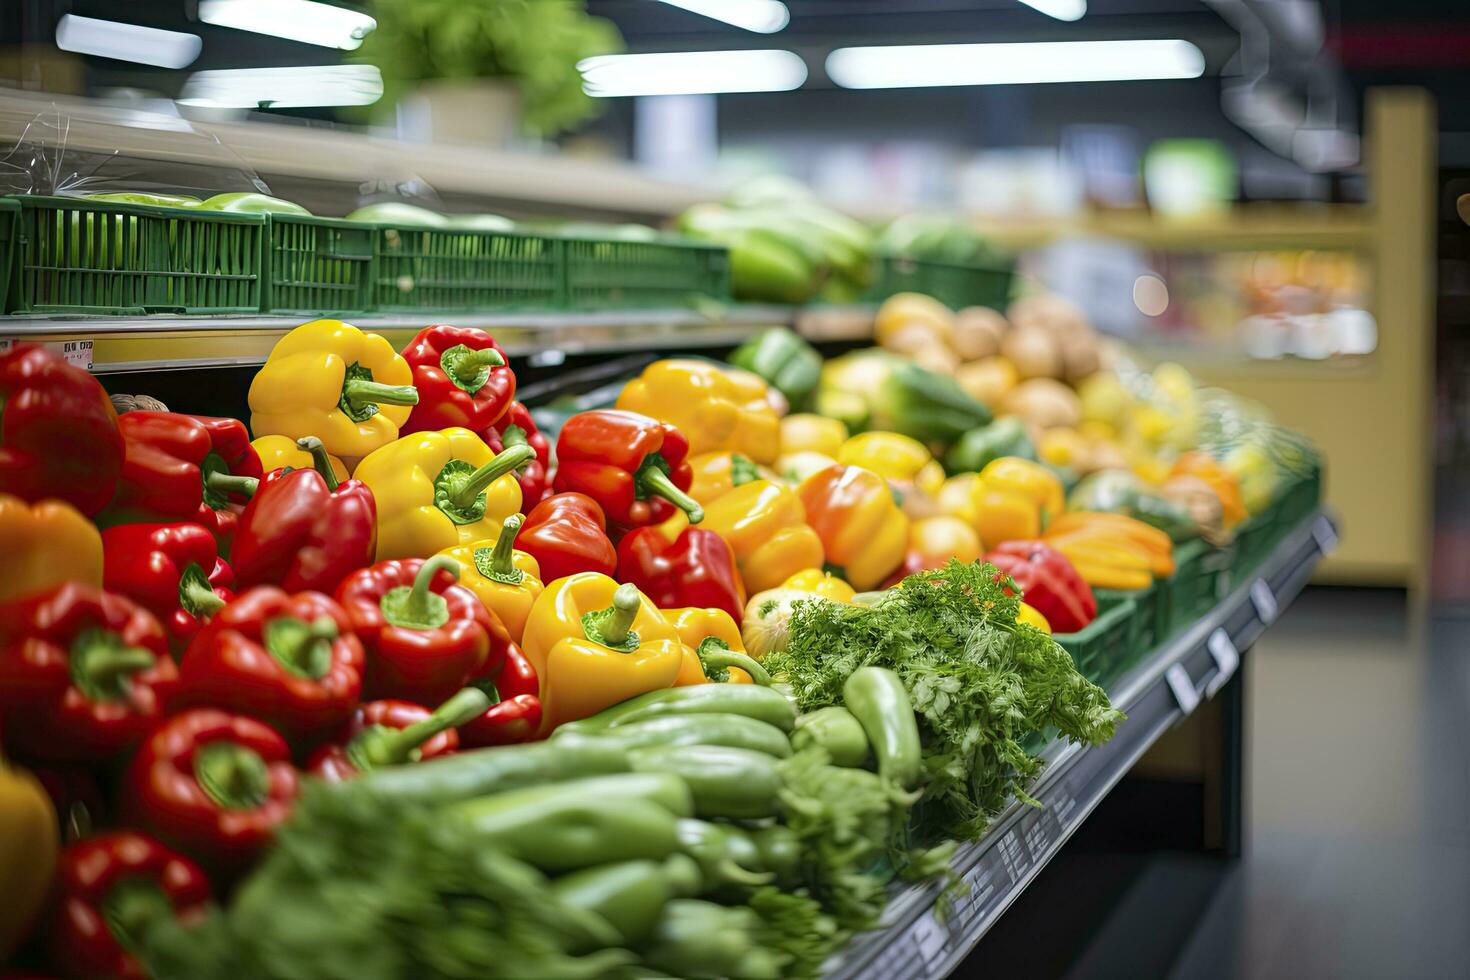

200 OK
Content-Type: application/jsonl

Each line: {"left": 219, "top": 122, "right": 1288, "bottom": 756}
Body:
{"left": 368, "top": 222, "right": 563, "bottom": 313}
{"left": 866, "top": 255, "right": 1014, "bottom": 310}
{"left": 1055, "top": 600, "right": 1136, "bottom": 688}
{"left": 262, "top": 214, "right": 374, "bottom": 317}
{"left": 1166, "top": 539, "right": 1236, "bottom": 636}
{"left": 562, "top": 233, "right": 730, "bottom": 309}
{"left": 5, "top": 195, "right": 264, "bottom": 315}
{"left": 0, "top": 198, "right": 17, "bottom": 315}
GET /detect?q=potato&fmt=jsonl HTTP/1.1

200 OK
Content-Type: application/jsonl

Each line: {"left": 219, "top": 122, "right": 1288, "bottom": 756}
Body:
{"left": 1007, "top": 294, "right": 1092, "bottom": 340}
{"left": 1000, "top": 378, "right": 1082, "bottom": 430}
{"left": 1000, "top": 324, "right": 1062, "bottom": 380}
{"left": 1061, "top": 339, "right": 1101, "bottom": 384}
{"left": 874, "top": 292, "right": 954, "bottom": 347}
{"left": 912, "top": 343, "right": 960, "bottom": 376}
{"left": 952, "top": 306, "right": 1007, "bottom": 361}
{"left": 881, "top": 321, "right": 945, "bottom": 356}
{"left": 956, "top": 356, "right": 1018, "bottom": 408}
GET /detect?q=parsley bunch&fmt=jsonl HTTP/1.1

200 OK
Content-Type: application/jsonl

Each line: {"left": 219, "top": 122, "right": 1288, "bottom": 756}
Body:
{"left": 766, "top": 560, "right": 1124, "bottom": 838}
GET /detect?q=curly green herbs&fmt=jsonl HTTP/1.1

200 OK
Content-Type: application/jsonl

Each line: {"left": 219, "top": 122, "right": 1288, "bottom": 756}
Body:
{"left": 765, "top": 560, "right": 1124, "bottom": 837}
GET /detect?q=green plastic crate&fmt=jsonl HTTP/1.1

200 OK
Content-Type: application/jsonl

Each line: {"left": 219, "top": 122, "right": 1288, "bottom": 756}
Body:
{"left": 368, "top": 223, "right": 563, "bottom": 313}
{"left": 562, "top": 234, "right": 730, "bottom": 309}
{"left": 866, "top": 255, "right": 1014, "bottom": 310}
{"left": 263, "top": 214, "right": 374, "bottom": 316}
{"left": 1095, "top": 582, "right": 1164, "bottom": 657}
{"left": 1166, "top": 539, "right": 1236, "bottom": 635}
{"left": 1233, "top": 507, "right": 1280, "bottom": 575}
{"left": 1055, "top": 599, "right": 1136, "bottom": 688}
{"left": 0, "top": 198, "right": 18, "bottom": 315}
{"left": 6, "top": 194, "right": 264, "bottom": 315}
{"left": 1275, "top": 466, "right": 1322, "bottom": 530}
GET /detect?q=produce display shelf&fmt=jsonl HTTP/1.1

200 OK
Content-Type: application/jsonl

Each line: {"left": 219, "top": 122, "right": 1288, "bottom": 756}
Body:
{"left": 824, "top": 509, "right": 1338, "bottom": 980}
{"left": 0, "top": 305, "right": 792, "bottom": 374}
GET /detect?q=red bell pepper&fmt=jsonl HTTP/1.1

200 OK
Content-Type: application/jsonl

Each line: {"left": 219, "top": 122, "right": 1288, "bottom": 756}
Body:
{"left": 398, "top": 325, "right": 516, "bottom": 437}
{"left": 617, "top": 526, "right": 747, "bottom": 624}
{"left": 334, "top": 555, "right": 494, "bottom": 705}
{"left": 482, "top": 401, "right": 551, "bottom": 505}
{"left": 0, "top": 584, "right": 178, "bottom": 761}
{"left": 0, "top": 344, "right": 123, "bottom": 517}
{"left": 122, "top": 708, "right": 299, "bottom": 872}
{"left": 305, "top": 688, "right": 488, "bottom": 782}
{"left": 106, "top": 413, "right": 262, "bottom": 553}
{"left": 459, "top": 642, "right": 542, "bottom": 747}
{"left": 49, "top": 831, "right": 211, "bottom": 980}
{"left": 101, "top": 523, "right": 234, "bottom": 655}
{"left": 985, "top": 541, "right": 1098, "bottom": 634}
{"left": 516, "top": 492, "right": 618, "bottom": 582}
{"left": 178, "top": 587, "right": 364, "bottom": 741}
{"left": 552, "top": 409, "right": 703, "bottom": 529}
{"left": 231, "top": 436, "right": 377, "bottom": 595}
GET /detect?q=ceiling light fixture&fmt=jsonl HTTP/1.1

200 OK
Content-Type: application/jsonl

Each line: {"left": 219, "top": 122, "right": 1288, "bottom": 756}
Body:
{"left": 657, "top": 0, "right": 790, "bottom": 34}
{"left": 55, "top": 14, "right": 202, "bottom": 69}
{"left": 177, "top": 65, "right": 384, "bottom": 108}
{"left": 1017, "top": 0, "right": 1087, "bottom": 22}
{"left": 198, "top": 0, "right": 377, "bottom": 51}
{"left": 579, "top": 50, "right": 807, "bottom": 97}
{"left": 826, "top": 39, "right": 1206, "bottom": 89}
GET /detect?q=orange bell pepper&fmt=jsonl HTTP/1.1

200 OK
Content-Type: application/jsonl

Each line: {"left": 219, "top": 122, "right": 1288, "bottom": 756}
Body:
{"left": 1171, "top": 452, "right": 1247, "bottom": 529}
{"left": 796, "top": 465, "right": 909, "bottom": 590}
{"left": 0, "top": 495, "right": 103, "bottom": 604}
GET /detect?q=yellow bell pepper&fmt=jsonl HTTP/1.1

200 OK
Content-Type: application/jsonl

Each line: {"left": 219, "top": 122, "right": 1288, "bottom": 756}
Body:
{"left": 0, "top": 495, "right": 103, "bottom": 604}
{"left": 435, "top": 514, "right": 544, "bottom": 643}
{"left": 936, "top": 474, "right": 981, "bottom": 529}
{"left": 780, "top": 414, "right": 848, "bottom": 457}
{"left": 687, "top": 451, "right": 764, "bottom": 506}
{"left": 781, "top": 568, "right": 856, "bottom": 603}
{"left": 698, "top": 480, "right": 825, "bottom": 594}
{"left": 776, "top": 451, "right": 838, "bottom": 485}
{"left": 250, "top": 434, "right": 349, "bottom": 484}
{"left": 1044, "top": 512, "right": 1174, "bottom": 589}
{"left": 665, "top": 607, "right": 762, "bottom": 685}
{"left": 354, "top": 427, "right": 530, "bottom": 561}
{"left": 617, "top": 359, "right": 781, "bottom": 465}
{"left": 910, "top": 515, "right": 982, "bottom": 566}
{"left": 796, "top": 465, "right": 909, "bottom": 590}
{"left": 837, "top": 432, "right": 946, "bottom": 496}
{"left": 521, "top": 574, "right": 684, "bottom": 734}
{"left": 974, "top": 457, "right": 1064, "bottom": 548}
{"left": 1017, "top": 602, "right": 1051, "bottom": 633}
{"left": 0, "top": 757, "right": 57, "bottom": 960}
{"left": 249, "top": 319, "right": 419, "bottom": 460}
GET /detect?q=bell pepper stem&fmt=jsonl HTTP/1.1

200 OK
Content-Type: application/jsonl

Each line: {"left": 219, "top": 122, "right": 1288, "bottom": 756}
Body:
{"left": 499, "top": 424, "right": 529, "bottom": 451}
{"left": 488, "top": 514, "right": 522, "bottom": 576}
{"left": 70, "top": 629, "right": 157, "bottom": 703}
{"left": 342, "top": 377, "right": 420, "bottom": 409}
{"left": 699, "top": 648, "right": 773, "bottom": 686}
{"left": 603, "top": 584, "right": 641, "bottom": 647}
{"left": 449, "top": 445, "right": 536, "bottom": 512}
{"left": 264, "top": 616, "right": 338, "bottom": 679}
{"left": 295, "top": 436, "right": 339, "bottom": 491}
{"left": 358, "top": 688, "right": 493, "bottom": 768}
{"left": 102, "top": 879, "right": 176, "bottom": 954}
{"left": 177, "top": 565, "right": 226, "bottom": 619}
{"left": 203, "top": 471, "right": 258, "bottom": 499}
{"left": 639, "top": 467, "right": 704, "bottom": 524}
{"left": 380, "top": 556, "right": 457, "bottom": 631}
{"left": 193, "top": 741, "right": 271, "bottom": 811}
{"left": 445, "top": 345, "right": 505, "bottom": 387}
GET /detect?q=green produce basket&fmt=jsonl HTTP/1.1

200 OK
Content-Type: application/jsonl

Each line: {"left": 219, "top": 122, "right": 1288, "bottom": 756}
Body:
{"left": 1166, "top": 539, "right": 1235, "bottom": 635}
{"left": 5, "top": 194, "right": 264, "bottom": 315}
{"left": 1275, "top": 466, "right": 1323, "bottom": 530}
{"left": 1095, "top": 582, "right": 1165, "bottom": 658}
{"left": 368, "top": 223, "right": 563, "bottom": 313}
{"left": 263, "top": 214, "right": 374, "bottom": 316}
{"left": 0, "top": 198, "right": 18, "bottom": 315}
{"left": 865, "top": 255, "right": 1015, "bottom": 311}
{"left": 562, "top": 234, "right": 730, "bottom": 309}
{"left": 1232, "top": 507, "right": 1280, "bottom": 575}
{"left": 1055, "top": 599, "right": 1136, "bottom": 688}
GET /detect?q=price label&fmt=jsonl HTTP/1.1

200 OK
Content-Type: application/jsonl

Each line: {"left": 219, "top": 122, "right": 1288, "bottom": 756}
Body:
{"left": 0, "top": 339, "right": 92, "bottom": 371}
{"left": 1313, "top": 518, "right": 1339, "bottom": 554}
{"left": 1205, "top": 628, "right": 1239, "bottom": 696}
{"left": 910, "top": 912, "right": 948, "bottom": 965}
{"left": 1250, "top": 580, "right": 1278, "bottom": 624}
{"left": 1165, "top": 663, "right": 1200, "bottom": 716}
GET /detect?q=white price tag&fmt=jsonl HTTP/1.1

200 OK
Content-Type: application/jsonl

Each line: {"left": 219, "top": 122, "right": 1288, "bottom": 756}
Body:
{"left": 1165, "top": 663, "right": 1200, "bottom": 716}
{"left": 1250, "top": 580, "right": 1278, "bottom": 623}
{"left": 1205, "top": 628, "right": 1239, "bottom": 696}
{"left": 910, "top": 911, "right": 948, "bottom": 965}
{"left": 45, "top": 340, "right": 94, "bottom": 371}
{"left": 1313, "top": 518, "right": 1339, "bottom": 554}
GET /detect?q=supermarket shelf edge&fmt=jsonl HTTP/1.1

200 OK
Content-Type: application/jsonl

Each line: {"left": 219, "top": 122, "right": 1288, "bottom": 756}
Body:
{"left": 824, "top": 509, "right": 1338, "bottom": 980}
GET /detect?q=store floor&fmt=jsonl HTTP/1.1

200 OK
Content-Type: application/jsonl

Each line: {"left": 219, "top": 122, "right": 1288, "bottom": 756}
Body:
{"left": 964, "top": 585, "right": 1470, "bottom": 980}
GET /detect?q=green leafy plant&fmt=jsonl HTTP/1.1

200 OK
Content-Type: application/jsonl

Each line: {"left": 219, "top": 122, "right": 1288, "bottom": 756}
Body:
{"left": 351, "top": 0, "right": 623, "bottom": 136}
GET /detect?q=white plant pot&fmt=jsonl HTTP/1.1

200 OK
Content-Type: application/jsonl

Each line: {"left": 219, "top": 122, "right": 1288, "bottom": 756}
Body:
{"left": 395, "top": 80, "right": 523, "bottom": 148}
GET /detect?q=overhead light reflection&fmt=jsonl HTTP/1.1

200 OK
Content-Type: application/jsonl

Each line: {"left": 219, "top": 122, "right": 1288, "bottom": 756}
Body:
{"left": 579, "top": 50, "right": 807, "bottom": 97}
{"left": 55, "top": 14, "right": 202, "bottom": 69}
{"left": 1018, "top": 0, "right": 1087, "bottom": 22}
{"left": 177, "top": 65, "right": 384, "bottom": 109}
{"left": 826, "top": 39, "right": 1206, "bottom": 89}
{"left": 657, "top": 0, "right": 790, "bottom": 34}
{"left": 199, "top": 0, "right": 377, "bottom": 51}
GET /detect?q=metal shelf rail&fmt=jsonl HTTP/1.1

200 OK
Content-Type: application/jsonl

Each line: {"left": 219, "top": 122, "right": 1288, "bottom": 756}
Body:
{"left": 825, "top": 510, "right": 1339, "bottom": 980}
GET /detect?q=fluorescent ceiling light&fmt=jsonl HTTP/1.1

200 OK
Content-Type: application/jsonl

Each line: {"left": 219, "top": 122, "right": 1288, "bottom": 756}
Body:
{"left": 1018, "top": 0, "right": 1087, "bottom": 22}
{"left": 198, "top": 0, "right": 376, "bottom": 51}
{"left": 827, "top": 39, "right": 1206, "bottom": 89}
{"left": 55, "top": 14, "right": 201, "bottom": 69}
{"left": 178, "top": 65, "right": 383, "bottom": 108}
{"left": 657, "top": 0, "right": 790, "bottom": 34}
{"left": 579, "top": 50, "right": 807, "bottom": 97}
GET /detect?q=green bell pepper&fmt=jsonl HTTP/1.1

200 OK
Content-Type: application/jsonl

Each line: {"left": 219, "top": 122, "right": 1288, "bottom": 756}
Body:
{"left": 870, "top": 360, "right": 992, "bottom": 447}
{"left": 728, "top": 327, "right": 823, "bottom": 408}
{"left": 943, "top": 416, "right": 1036, "bottom": 475}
